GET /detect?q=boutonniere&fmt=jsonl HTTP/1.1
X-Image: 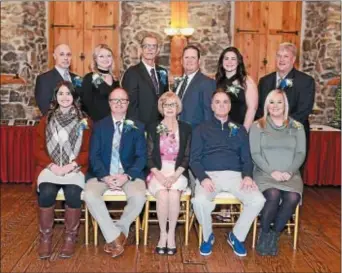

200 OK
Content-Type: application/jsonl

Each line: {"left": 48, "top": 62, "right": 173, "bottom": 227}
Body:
{"left": 77, "top": 118, "right": 89, "bottom": 136}
{"left": 279, "top": 78, "right": 293, "bottom": 90}
{"left": 72, "top": 76, "right": 83, "bottom": 88}
{"left": 157, "top": 69, "right": 168, "bottom": 86}
{"left": 156, "top": 123, "right": 169, "bottom": 135}
{"left": 228, "top": 122, "right": 239, "bottom": 137}
{"left": 173, "top": 76, "right": 185, "bottom": 91}
{"left": 123, "top": 119, "right": 138, "bottom": 132}
{"left": 92, "top": 73, "right": 104, "bottom": 88}
{"left": 292, "top": 120, "right": 303, "bottom": 130}
{"left": 226, "top": 84, "right": 242, "bottom": 98}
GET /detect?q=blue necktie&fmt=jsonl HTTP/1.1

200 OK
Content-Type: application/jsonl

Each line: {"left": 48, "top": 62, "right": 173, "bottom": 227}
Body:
{"left": 110, "top": 121, "right": 122, "bottom": 175}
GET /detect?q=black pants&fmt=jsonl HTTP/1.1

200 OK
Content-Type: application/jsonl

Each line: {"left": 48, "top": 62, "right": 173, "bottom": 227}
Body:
{"left": 260, "top": 188, "right": 300, "bottom": 232}
{"left": 38, "top": 183, "right": 83, "bottom": 208}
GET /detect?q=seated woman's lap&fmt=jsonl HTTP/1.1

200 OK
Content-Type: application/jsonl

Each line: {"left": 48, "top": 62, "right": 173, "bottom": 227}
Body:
{"left": 38, "top": 183, "right": 83, "bottom": 208}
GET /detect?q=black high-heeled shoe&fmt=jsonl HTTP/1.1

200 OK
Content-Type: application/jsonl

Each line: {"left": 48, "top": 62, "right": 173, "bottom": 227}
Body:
{"left": 167, "top": 247, "right": 177, "bottom": 255}
{"left": 155, "top": 246, "right": 167, "bottom": 255}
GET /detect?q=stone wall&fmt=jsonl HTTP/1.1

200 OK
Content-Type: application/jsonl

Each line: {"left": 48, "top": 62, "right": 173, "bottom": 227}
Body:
{"left": 120, "top": 1, "right": 231, "bottom": 76}
{"left": 301, "top": 1, "right": 341, "bottom": 124}
{"left": 1, "top": 1, "right": 48, "bottom": 119}
{"left": 1, "top": 1, "right": 340, "bottom": 125}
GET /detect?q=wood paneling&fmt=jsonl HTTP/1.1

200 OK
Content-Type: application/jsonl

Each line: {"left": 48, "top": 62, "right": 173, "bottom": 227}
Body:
{"left": 49, "top": 1, "right": 119, "bottom": 77}
{"left": 234, "top": 1, "right": 302, "bottom": 81}
{"left": 1, "top": 184, "right": 340, "bottom": 273}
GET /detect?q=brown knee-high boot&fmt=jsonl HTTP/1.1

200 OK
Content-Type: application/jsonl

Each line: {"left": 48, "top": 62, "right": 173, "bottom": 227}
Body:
{"left": 59, "top": 206, "right": 81, "bottom": 258}
{"left": 38, "top": 206, "right": 55, "bottom": 259}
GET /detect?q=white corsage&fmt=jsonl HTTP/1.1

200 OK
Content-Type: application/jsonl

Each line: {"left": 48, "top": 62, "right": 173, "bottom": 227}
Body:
{"left": 156, "top": 123, "right": 169, "bottom": 135}
{"left": 123, "top": 119, "right": 138, "bottom": 132}
{"left": 228, "top": 122, "right": 239, "bottom": 137}
{"left": 279, "top": 78, "right": 293, "bottom": 90}
{"left": 226, "top": 84, "right": 242, "bottom": 98}
{"left": 92, "top": 73, "right": 104, "bottom": 88}
{"left": 77, "top": 118, "right": 89, "bottom": 136}
{"left": 157, "top": 69, "right": 168, "bottom": 86}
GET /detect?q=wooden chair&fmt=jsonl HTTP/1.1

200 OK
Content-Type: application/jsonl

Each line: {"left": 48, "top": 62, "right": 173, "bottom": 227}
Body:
{"left": 54, "top": 188, "right": 89, "bottom": 245}
{"left": 252, "top": 204, "right": 300, "bottom": 249}
{"left": 91, "top": 190, "right": 140, "bottom": 246}
{"left": 194, "top": 192, "right": 245, "bottom": 247}
{"left": 142, "top": 187, "right": 192, "bottom": 246}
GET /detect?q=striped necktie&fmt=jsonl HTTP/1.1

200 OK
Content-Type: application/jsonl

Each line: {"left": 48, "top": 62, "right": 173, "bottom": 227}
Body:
{"left": 110, "top": 121, "right": 122, "bottom": 175}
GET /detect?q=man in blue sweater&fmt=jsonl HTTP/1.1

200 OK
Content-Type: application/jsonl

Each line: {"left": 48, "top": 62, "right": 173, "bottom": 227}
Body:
{"left": 190, "top": 90, "right": 265, "bottom": 257}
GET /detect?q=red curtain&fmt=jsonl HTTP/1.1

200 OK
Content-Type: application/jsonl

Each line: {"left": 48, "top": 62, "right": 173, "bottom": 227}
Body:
{"left": 303, "top": 131, "right": 341, "bottom": 186}
{"left": 0, "top": 126, "right": 35, "bottom": 183}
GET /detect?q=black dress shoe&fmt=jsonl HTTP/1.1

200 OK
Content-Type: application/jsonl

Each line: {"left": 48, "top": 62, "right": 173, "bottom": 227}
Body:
{"left": 155, "top": 246, "right": 167, "bottom": 255}
{"left": 167, "top": 247, "right": 177, "bottom": 255}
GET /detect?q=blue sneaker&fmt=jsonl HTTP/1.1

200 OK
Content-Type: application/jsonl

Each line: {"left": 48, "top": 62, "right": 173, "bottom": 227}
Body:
{"left": 200, "top": 233, "right": 215, "bottom": 256}
{"left": 227, "top": 232, "right": 247, "bottom": 257}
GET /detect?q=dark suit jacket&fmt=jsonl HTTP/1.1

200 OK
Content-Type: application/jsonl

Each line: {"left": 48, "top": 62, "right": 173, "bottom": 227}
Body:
{"left": 88, "top": 115, "right": 147, "bottom": 181}
{"left": 178, "top": 71, "right": 216, "bottom": 129}
{"left": 122, "top": 62, "right": 169, "bottom": 126}
{"left": 34, "top": 68, "right": 78, "bottom": 115}
{"left": 256, "top": 68, "right": 315, "bottom": 134}
{"left": 147, "top": 120, "right": 192, "bottom": 179}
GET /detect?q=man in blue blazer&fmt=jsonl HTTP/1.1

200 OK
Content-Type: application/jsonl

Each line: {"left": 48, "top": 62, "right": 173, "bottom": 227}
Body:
{"left": 175, "top": 45, "right": 216, "bottom": 129}
{"left": 84, "top": 87, "right": 147, "bottom": 258}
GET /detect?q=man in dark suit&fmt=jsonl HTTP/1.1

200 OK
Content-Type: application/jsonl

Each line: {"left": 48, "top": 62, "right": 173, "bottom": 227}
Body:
{"left": 84, "top": 87, "right": 146, "bottom": 258}
{"left": 257, "top": 42, "right": 315, "bottom": 151}
{"left": 175, "top": 45, "right": 216, "bottom": 129}
{"left": 35, "top": 44, "right": 79, "bottom": 115}
{"left": 122, "top": 34, "right": 169, "bottom": 126}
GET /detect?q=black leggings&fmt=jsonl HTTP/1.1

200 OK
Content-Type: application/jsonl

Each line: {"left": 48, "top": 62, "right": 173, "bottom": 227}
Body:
{"left": 260, "top": 188, "right": 300, "bottom": 232}
{"left": 38, "top": 183, "right": 83, "bottom": 208}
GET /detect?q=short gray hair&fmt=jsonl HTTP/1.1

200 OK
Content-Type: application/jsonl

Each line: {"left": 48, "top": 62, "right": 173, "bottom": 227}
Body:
{"left": 278, "top": 42, "right": 297, "bottom": 57}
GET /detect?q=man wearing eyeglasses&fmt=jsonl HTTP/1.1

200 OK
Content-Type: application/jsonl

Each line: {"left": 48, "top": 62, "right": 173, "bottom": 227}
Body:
{"left": 35, "top": 44, "right": 79, "bottom": 115}
{"left": 84, "top": 87, "right": 147, "bottom": 258}
{"left": 122, "top": 34, "right": 169, "bottom": 126}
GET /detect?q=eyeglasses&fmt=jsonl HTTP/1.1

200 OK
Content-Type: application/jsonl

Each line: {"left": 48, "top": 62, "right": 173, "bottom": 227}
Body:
{"left": 162, "top": 103, "right": 177, "bottom": 108}
{"left": 109, "top": 98, "right": 129, "bottom": 104}
{"left": 142, "top": 44, "right": 158, "bottom": 50}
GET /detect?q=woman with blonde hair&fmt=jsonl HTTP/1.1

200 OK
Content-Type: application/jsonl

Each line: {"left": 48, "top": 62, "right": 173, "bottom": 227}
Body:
{"left": 81, "top": 44, "right": 120, "bottom": 121}
{"left": 146, "top": 91, "right": 192, "bottom": 255}
{"left": 249, "top": 89, "right": 306, "bottom": 256}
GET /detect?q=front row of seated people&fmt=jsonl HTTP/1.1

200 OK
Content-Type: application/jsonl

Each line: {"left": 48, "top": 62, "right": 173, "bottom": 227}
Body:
{"left": 34, "top": 83, "right": 306, "bottom": 260}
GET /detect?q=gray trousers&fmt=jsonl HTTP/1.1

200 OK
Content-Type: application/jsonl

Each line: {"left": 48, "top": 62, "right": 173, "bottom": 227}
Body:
{"left": 191, "top": 171, "right": 265, "bottom": 242}
{"left": 84, "top": 178, "right": 146, "bottom": 243}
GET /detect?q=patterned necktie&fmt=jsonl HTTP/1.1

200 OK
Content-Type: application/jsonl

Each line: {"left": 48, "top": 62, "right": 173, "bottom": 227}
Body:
{"left": 110, "top": 121, "right": 122, "bottom": 175}
{"left": 63, "top": 70, "right": 70, "bottom": 81}
{"left": 150, "top": 68, "right": 159, "bottom": 95}
{"left": 178, "top": 75, "right": 189, "bottom": 100}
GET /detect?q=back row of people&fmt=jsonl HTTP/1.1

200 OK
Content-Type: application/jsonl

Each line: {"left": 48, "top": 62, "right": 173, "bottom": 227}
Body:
{"left": 34, "top": 81, "right": 306, "bottom": 260}
{"left": 35, "top": 35, "right": 315, "bottom": 139}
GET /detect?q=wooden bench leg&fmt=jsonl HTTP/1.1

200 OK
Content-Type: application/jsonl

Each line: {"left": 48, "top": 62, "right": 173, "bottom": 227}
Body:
{"left": 85, "top": 205, "right": 89, "bottom": 245}
{"left": 143, "top": 200, "right": 150, "bottom": 246}
{"left": 136, "top": 216, "right": 140, "bottom": 245}
{"left": 198, "top": 224, "right": 202, "bottom": 248}
{"left": 252, "top": 217, "right": 257, "bottom": 248}
{"left": 185, "top": 199, "right": 190, "bottom": 246}
{"left": 293, "top": 205, "right": 299, "bottom": 250}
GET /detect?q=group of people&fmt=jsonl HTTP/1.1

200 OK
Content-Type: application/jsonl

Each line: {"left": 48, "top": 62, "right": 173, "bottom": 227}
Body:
{"left": 33, "top": 34, "right": 315, "bottom": 260}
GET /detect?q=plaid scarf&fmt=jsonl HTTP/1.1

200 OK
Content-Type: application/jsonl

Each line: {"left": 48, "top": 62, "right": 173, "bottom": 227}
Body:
{"left": 46, "top": 107, "right": 82, "bottom": 166}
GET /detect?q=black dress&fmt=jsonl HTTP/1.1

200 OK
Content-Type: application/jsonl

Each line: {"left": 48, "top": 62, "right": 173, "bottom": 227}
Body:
{"left": 80, "top": 70, "right": 120, "bottom": 122}
{"left": 217, "top": 76, "right": 246, "bottom": 125}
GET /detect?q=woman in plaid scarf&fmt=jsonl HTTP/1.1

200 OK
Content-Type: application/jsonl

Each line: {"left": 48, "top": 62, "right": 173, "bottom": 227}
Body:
{"left": 34, "top": 81, "right": 92, "bottom": 259}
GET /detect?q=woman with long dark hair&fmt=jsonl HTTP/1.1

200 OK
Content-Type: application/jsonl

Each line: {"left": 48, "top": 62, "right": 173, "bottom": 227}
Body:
{"left": 215, "top": 46, "right": 258, "bottom": 131}
{"left": 34, "top": 81, "right": 92, "bottom": 259}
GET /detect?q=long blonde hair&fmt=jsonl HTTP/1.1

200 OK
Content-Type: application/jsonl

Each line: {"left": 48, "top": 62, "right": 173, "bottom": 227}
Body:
{"left": 258, "top": 89, "right": 289, "bottom": 129}
{"left": 91, "top": 44, "right": 116, "bottom": 78}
